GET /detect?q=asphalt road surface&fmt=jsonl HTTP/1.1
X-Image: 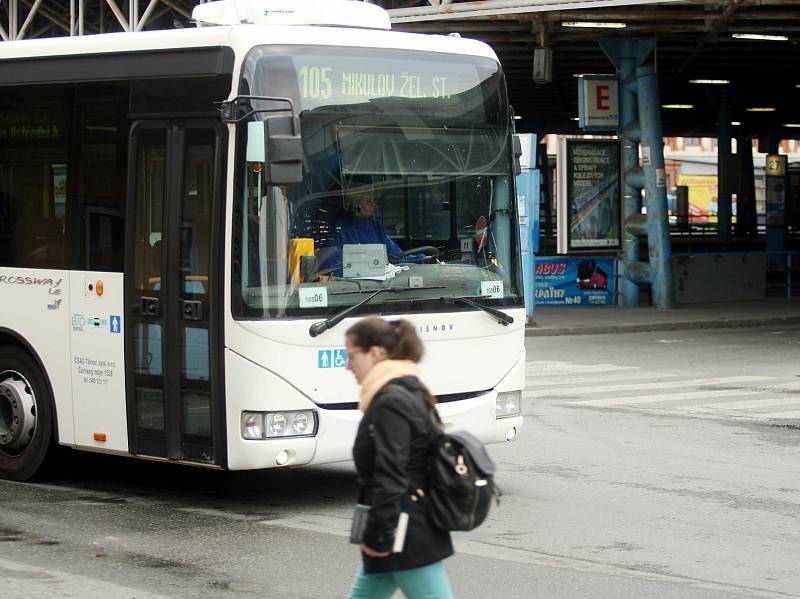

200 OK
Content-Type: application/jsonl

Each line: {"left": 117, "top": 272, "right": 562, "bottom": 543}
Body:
{"left": 0, "top": 325, "right": 798, "bottom": 598}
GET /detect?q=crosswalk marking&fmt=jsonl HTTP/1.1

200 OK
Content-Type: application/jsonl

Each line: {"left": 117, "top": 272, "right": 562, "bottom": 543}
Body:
{"left": 753, "top": 410, "right": 800, "bottom": 420}
{"left": 525, "top": 361, "right": 638, "bottom": 375}
{"left": 525, "top": 358, "right": 800, "bottom": 422}
{"left": 689, "top": 397, "right": 800, "bottom": 413}
{"left": 524, "top": 374, "right": 672, "bottom": 389}
{"left": 528, "top": 376, "right": 772, "bottom": 397}
{"left": 575, "top": 388, "right": 766, "bottom": 407}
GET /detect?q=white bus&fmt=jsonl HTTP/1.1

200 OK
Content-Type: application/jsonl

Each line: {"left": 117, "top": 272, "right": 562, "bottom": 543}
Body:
{"left": 0, "top": 0, "right": 525, "bottom": 481}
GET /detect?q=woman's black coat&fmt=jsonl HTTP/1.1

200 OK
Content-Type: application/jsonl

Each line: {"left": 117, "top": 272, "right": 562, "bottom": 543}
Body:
{"left": 352, "top": 375, "right": 454, "bottom": 574}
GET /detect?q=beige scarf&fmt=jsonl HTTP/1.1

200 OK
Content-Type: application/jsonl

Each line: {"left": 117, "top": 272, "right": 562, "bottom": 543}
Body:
{"left": 358, "top": 359, "right": 422, "bottom": 413}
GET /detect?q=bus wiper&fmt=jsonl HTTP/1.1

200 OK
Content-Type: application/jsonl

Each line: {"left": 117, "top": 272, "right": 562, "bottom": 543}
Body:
{"left": 441, "top": 295, "right": 514, "bottom": 326}
{"left": 308, "top": 286, "right": 445, "bottom": 337}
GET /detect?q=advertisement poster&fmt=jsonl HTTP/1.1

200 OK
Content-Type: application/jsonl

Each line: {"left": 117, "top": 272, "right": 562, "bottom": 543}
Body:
{"left": 535, "top": 256, "right": 616, "bottom": 306}
{"left": 562, "top": 140, "right": 621, "bottom": 251}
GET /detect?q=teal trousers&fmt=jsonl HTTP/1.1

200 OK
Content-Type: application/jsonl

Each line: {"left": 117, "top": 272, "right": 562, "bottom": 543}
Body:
{"left": 348, "top": 561, "right": 454, "bottom": 599}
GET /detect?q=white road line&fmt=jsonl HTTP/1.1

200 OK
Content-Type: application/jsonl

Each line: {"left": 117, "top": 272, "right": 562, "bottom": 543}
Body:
{"left": 526, "top": 362, "right": 639, "bottom": 375}
{"left": 752, "top": 410, "right": 800, "bottom": 420}
{"left": 528, "top": 376, "right": 773, "bottom": 398}
{"left": 575, "top": 388, "right": 766, "bottom": 407}
{"left": 687, "top": 397, "right": 800, "bottom": 413}
{"left": 525, "top": 373, "right": 675, "bottom": 389}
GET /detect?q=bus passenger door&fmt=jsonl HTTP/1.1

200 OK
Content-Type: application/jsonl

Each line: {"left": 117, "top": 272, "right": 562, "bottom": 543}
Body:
{"left": 126, "top": 120, "right": 225, "bottom": 465}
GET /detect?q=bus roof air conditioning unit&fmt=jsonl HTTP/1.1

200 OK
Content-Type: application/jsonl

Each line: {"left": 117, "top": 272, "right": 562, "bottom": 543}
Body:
{"left": 192, "top": 0, "right": 392, "bottom": 30}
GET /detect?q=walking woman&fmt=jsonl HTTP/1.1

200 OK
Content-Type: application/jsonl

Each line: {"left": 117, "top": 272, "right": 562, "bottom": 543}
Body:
{"left": 345, "top": 317, "right": 454, "bottom": 599}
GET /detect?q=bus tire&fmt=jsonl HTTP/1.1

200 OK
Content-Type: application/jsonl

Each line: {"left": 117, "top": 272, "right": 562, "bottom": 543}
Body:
{"left": 0, "top": 346, "right": 54, "bottom": 481}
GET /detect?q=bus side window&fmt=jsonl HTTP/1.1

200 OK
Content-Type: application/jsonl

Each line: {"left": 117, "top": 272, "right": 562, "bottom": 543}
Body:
{"left": 0, "top": 86, "right": 70, "bottom": 269}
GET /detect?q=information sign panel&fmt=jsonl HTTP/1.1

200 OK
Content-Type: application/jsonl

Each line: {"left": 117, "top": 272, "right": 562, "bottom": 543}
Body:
{"left": 578, "top": 77, "right": 619, "bottom": 131}
{"left": 557, "top": 139, "right": 621, "bottom": 252}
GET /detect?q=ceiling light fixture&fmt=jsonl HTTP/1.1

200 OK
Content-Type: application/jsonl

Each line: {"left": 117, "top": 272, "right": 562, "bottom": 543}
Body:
{"left": 783, "top": 123, "right": 800, "bottom": 128}
{"left": 513, "top": 115, "right": 522, "bottom": 120}
{"left": 662, "top": 104, "right": 694, "bottom": 109}
{"left": 572, "top": 73, "right": 615, "bottom": 78}
{"left": 732, "top": 33, "right": 788, "bottom": 41}
{"left": 746, "top": 107, "right": 776, "bottom": 112}
{"left": 731, "top": 121, "right": 741, "bottom": 126}
{"left": 689, "top": 79, "right": 730, "bottom": 85}
{"left": 562, "top": 21, "right": 626, "bottom": 29}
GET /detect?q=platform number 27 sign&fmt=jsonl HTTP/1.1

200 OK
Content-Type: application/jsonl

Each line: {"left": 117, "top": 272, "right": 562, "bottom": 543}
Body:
{"left": 766, "top": 154, "right": 785, "bottom": 177}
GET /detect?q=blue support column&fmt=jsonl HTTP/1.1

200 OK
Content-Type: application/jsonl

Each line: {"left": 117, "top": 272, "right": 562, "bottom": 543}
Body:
{"left": 636, "top": 63, "right": 674, "bottom": 308}
{"left": 762, "top": 127, "right": 788, "bottom": 256}
{"left": 618, "top": 41, "right": 642, "bottom": 306}
{"left": 601, "top": 39, "right": 674, "bottom": 308}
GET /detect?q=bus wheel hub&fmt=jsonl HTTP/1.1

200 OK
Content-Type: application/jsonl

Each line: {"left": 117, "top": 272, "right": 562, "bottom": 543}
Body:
{"left": 0, "top": 375, "right": 36, "bottom": 450}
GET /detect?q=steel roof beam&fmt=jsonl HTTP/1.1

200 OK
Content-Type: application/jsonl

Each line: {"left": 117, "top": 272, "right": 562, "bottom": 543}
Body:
{"left": 388, "top": 0, "right": 690, "bottom": 23}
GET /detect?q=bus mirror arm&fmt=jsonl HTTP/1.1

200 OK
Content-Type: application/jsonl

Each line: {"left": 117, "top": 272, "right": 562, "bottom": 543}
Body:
{"left": 219, "top": 95, "right": 297, "bottom": 129}
{"left": 220, "top": 95, "right": 303, "bottom": 185}
{"left": 512, "top": 134, "right": 522, "bottom": 176}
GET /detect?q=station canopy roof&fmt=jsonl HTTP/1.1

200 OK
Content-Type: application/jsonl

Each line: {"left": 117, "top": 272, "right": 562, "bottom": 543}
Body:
{"left": 382, "top": 0, "right": 800, "bottom": 139}
{"left": 2, "top": 0, "right": 799, "bottom": 138}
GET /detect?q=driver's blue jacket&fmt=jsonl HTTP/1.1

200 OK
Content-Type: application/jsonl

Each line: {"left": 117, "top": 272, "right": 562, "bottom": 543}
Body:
{"left": 339, "top": 216, "right": 404, "bottom": 257}
{"left": 325, "top": 216, "right": 422, "bottom": 276}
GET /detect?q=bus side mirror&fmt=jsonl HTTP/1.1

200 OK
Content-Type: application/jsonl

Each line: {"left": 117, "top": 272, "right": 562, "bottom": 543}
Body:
{"left": 247, "top": 116, "right": 303, "bottom": 185}
{"left": 512, "top": 134, "right": 522, "bottom": 176}
{"left": 264, "top": 115, "right": 303, "bottom": 185}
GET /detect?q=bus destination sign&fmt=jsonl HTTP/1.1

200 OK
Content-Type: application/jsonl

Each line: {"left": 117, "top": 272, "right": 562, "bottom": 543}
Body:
{"left": 298, "top": 65, "right": 455, "bottom": 101}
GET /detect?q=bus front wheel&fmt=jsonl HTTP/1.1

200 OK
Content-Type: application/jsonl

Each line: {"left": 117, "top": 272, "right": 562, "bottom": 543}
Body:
{"left": 0, "top": 347, "right": 53, "bottom": 481}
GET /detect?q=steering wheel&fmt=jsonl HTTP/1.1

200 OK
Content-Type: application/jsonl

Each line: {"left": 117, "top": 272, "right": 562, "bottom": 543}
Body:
{"left": 391, "top": 246, "right": 439, "bottom": 262}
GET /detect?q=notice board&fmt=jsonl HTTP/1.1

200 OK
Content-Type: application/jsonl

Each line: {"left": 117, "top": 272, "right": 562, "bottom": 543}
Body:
{"left": 557, "top": 139, "right": 621, "bottom": 253}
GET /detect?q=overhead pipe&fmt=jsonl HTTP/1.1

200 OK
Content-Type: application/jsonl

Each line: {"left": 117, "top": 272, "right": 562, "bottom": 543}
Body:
{"left": 16, "top": 0, "right": 43, "bottom": 39}
{"left": 159, "top": 0, "right": 192, "bottom": 20}
{"left": 105, "top": 0, "right": 131, "bottom": 31}
{"left": 130, "top": 0, "right": 139, "bottom": 32}
{"left": 11, "top": 0, "right": 18, "bottom": 38}
{"left": 388, "top": 0, "right": 687, "bottom": 23}
{"left": 18, "top": 0, "right": 71, "bottom": 34}
{"left": 135, "top": 0, "right": 162, "bottom": 31}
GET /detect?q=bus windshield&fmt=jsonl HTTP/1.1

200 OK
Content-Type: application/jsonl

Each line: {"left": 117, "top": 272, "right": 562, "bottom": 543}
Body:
{"left": 233, "top": 45, "right": 522, "bottom": 319}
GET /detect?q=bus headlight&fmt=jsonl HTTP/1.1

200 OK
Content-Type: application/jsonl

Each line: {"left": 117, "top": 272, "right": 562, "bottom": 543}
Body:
{"left": 495, "top": 391, "right": 521, "bottom": 418}
{"left": 266, "top": 410, "right": 316, "bottom": 437}
{"left": 240, "top": 410, "right": 318, "bottom": 439}
{"left": 268, "top": 413, "right": 288, "bottom": 436}
{"left": 293, "top": 412, "right": 309, "bottom": 434}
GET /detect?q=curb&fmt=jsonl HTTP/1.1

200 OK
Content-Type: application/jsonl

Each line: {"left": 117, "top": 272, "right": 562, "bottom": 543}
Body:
{"left": 524, "top": 315, "right": 800, "bottom": 337}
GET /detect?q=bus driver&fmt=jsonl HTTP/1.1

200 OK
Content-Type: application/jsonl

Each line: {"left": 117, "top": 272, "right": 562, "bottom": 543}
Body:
{"left": 329, "top": 184, "right": 424, "bottom": 277}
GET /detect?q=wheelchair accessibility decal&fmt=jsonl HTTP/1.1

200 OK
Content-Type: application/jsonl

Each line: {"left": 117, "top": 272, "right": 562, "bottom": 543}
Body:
{"left": 318, "top": 349, "right": 347, "bottom": 369}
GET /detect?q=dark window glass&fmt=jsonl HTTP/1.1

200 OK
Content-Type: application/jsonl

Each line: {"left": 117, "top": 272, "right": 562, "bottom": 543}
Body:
{"left": 133, "top": 129, "right": 166, "bottom": 291}
{"left": 75, "top": 84, "right": 128, "bottom": 271}
{"left": 0, "top": 86, "right": 71, "bottom": 268}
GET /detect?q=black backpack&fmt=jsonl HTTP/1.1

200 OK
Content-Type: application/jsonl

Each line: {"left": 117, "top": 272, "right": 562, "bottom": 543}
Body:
{"left": 425, "top": 409, "right": 501, "bottom": 532}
